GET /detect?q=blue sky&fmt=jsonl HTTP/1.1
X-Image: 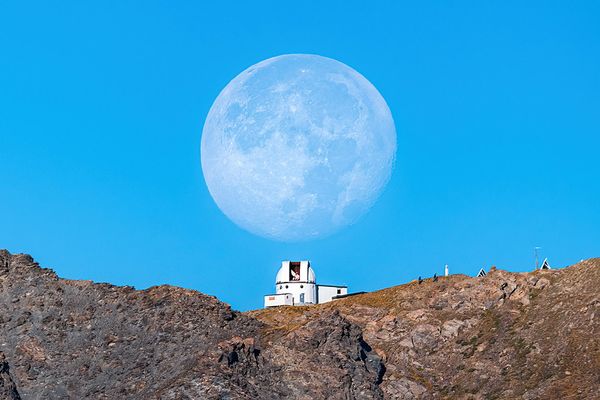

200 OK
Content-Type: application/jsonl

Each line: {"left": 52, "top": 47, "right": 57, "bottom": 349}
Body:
{"left": 1, "top": 1, "right": 598, "bottom": 310}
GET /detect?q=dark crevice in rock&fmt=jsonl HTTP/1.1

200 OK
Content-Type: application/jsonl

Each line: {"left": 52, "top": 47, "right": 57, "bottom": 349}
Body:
{"left": 0, "top": 353, "right": 21, "bottom": 400}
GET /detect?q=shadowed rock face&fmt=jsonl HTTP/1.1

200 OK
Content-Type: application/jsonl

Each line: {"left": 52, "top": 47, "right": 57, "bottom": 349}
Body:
{"left": 0, "top": 352, "right": 21, "bottom": 399}
{"left": 0, "top": 249, "right": 598, "bottom": 399}
{"left": 0, "top": 250, "right": 381, "bottom": 399}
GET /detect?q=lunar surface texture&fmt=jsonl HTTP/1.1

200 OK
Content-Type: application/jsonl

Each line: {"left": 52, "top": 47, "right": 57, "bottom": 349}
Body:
{"left": 201, "top": 54, "right": 396, "bottom": 241}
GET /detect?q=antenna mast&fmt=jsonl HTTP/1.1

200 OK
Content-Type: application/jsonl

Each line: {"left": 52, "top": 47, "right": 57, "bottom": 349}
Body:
{"left": 534, "top": 246, "right": 541, "bottom": 270}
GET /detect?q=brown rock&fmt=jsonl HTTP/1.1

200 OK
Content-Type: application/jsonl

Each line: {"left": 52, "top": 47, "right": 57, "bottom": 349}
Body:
{"left": 0, "top": 249, "right": 599, "bottom": 399}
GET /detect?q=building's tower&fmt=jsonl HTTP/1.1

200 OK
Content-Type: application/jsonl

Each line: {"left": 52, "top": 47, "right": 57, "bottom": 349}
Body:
{"left": 275, "top": 261, "right": 317, "bottom": 305}
{"left": 444, "top": 264, "right": 449, "bottom": 277}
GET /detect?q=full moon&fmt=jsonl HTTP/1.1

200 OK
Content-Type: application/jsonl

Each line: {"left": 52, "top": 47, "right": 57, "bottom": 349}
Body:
{"left": 201, "top": 54, "right": 396, "bottom": 241}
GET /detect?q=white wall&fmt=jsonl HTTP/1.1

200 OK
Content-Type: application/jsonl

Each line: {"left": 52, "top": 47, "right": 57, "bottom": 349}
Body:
{"left": 317, "top": 285, "right": 347, "bottom": 304}
{"left": 264, "top": 293, "right": 293, "bottom": 307}
{"left": 276, "top": 282, "right": 316, "bottom": 304}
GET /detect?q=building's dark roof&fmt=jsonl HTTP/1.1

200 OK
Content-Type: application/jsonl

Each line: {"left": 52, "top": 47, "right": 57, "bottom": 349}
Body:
{"left": 317, "top": 284, "right": 348, "bottom": 288}
{"left": 332, "top": 291, "right": 367, "bottom": 300}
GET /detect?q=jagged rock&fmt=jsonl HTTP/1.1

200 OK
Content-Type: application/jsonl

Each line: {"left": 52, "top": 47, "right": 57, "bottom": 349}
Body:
{"left": 0, "top": 249, "right": 599, "bottom": 399}
{"left": 252, "top": 258, "right": 600, "bottom": 399}
{"left": 0, "top": 352, "right": 21, "bottom": 400}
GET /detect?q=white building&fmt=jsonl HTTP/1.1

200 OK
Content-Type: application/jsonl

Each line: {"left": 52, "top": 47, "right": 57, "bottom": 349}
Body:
{"left": 264, "top": 261, "right": 348, "bottom": 308}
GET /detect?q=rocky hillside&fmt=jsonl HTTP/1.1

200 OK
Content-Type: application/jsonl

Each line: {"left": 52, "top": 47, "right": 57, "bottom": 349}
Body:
{"left": 0, "top": 250, "right": 598, "bottom": 399}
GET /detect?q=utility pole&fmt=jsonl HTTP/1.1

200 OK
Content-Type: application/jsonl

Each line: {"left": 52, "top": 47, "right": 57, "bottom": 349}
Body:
{"left": 534, "top": 246, "right": 541, "bottom": 270}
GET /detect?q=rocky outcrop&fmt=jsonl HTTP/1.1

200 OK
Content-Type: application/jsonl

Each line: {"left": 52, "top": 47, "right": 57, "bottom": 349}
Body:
{"left": 0, "top": 250, "right": 387, "bottom": 399}
{"left": 0, "top": 250, "right": 262, "bottom": 399}
{"left": 251, "top": 259, "right": 600, "bottom": 399}
{"left": 258, "top": 310, "right": 385, "bottom": 399}
{"left": 0, "top": 352, "right": 21, "bottom": 400}
{"left": 0, "top": 249, "right": 598, "bottom": 399}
